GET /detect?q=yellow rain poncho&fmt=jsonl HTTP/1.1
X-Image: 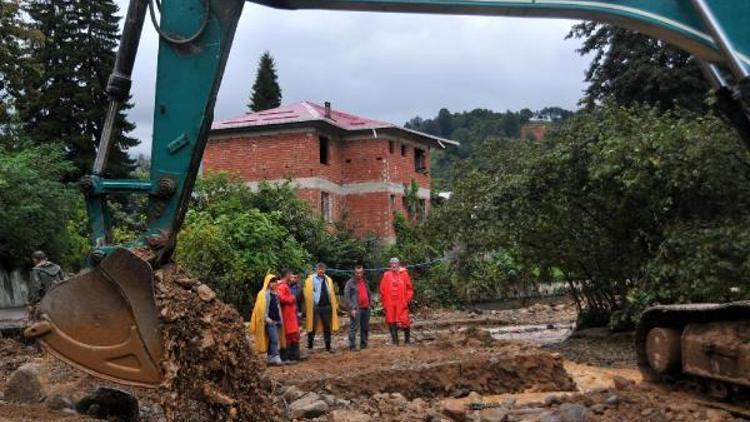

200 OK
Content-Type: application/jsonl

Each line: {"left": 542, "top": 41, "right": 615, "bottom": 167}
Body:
{"left": 303, "top": 273, "right": 340, "bottom": 333}
{"left": 248, "top": 274, "right": 286, "bottom": 353}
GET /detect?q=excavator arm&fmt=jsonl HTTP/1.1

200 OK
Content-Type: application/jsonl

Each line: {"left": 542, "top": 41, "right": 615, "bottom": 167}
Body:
{"left": 24, "top": 0, "right": 749, "bottom": 387}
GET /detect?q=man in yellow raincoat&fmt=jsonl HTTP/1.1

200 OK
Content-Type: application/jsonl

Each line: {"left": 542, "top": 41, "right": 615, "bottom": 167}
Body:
{"left": 304, "top": 262, "right": 339, "bottom": 353}
{"left": 249, "top": 274, "right": 285, "bottom": 365}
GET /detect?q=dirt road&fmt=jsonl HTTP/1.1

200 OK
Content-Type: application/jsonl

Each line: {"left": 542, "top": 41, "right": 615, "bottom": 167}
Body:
{"left": 1, "top": 301, "right": 747, "bottom": 421}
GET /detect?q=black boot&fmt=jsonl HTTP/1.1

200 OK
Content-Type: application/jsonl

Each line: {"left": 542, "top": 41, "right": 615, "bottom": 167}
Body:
{"left": 324, "top": 331, "right": 333, "bottom": 353}
{"left": 307, "top": 332, "right": 314, "bottom": 349}
{"left": 280, "top": 348, "right": 289, "bottom": 362}
{"left": 390, "top": 324, "right": 399, "bottom": 345}
{"left": 292, "top": 343, "right": 305, "bottom": 361}
{"left": 404, "top": 328, "right": 411, "bottom": 345}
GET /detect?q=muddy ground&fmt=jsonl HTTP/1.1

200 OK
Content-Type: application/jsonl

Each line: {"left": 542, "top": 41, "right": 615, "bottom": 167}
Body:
{"left": 1, "top": 300, "right": 747, "bottom": 421}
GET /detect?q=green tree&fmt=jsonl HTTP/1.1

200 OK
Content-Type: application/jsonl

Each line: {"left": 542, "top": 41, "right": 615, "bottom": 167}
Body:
{"left": 248, "top": 51, "right": 282, "bottom": 112}
{"left": 429, "top": 105, "right": 750, "bottom": 327}
{"left": 0, "top": 0, "right": 42, "bottom": 145}
{"left": 18, "top": 0, "right": 138, "bottom": 179}
{"left": 0, "top": 143, "right": 87, "bottom": 269}
{"left": 567, "top": 22, "right": 709, "bottom": 112}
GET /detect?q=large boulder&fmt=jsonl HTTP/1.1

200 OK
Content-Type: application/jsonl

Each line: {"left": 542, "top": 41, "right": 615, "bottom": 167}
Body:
{"left": 4, "top": 362, "right": 46, "bottom": 403}
{"left": 76, "top": 387, "right": 139, "bottom": 422}
{"left": 289, "top": 392, "right": 329, "bottom": 419}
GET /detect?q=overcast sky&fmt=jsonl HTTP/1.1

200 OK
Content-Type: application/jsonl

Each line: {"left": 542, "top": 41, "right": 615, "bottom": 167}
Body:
{"left": 116, "top": 1, "right": 590, "bottom": 156}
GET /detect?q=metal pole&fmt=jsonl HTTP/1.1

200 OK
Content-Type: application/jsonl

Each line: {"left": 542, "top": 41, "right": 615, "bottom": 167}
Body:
{"left": 93, "top": 0, "right": 149, "bottom": 175}
{"left": 696, "top": 60, "right": 727, "bottom": 91}
{"left": 690, "top": 0, "right": 749, "bottom": 81}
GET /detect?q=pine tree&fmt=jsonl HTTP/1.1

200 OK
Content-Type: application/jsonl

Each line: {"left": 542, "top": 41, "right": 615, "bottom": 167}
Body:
{"left": 248, "top": 51, "right": 282, "bottom": 112}
{"left": 0, "top": 0, "right": 42, "bottom": 146}
{"left": 567, "top": 22, "right": 709, "bottom": 113}
{"left": 18, "top": 0, "right": 138, "bottom": 179}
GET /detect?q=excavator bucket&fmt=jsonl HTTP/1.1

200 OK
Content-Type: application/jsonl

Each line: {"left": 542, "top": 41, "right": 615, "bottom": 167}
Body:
{"left": 24, "top": 248, "right": 164, "bottom": 387}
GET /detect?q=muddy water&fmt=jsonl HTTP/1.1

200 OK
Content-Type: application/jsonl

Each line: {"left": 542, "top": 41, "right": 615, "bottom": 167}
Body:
{"left": 488, "top": 324, "right": 574, "bottom": 345}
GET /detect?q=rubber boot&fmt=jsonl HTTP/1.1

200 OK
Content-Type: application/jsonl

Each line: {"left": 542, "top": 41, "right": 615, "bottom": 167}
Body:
{"left": 279, "top": 348, "right": 289, "bottom": 362}
{"left": 390, "top": 325, "right": 399, "bottom": 345}
{"left": 307, "top": 332, "right": 314, "bottom": 349}
{"left": 324, "top": 331, "right": 333, "bottom": 353}
{"left": 404, "top": 328, "right": 411, "bottom": 345}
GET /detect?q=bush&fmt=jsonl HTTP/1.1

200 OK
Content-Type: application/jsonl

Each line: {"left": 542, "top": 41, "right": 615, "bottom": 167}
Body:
{"left": 0, "top": 143, "right": 85, "bottom": 269}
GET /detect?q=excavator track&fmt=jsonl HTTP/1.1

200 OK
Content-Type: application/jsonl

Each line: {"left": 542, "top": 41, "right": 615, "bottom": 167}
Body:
{"left": 636, "top": 302, "right": 750, "bottom": 411}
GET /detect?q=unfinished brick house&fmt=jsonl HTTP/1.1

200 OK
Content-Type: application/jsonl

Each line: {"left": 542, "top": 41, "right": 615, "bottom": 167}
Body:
{"left": 203, "top": 101, "right": 458, "bottom": 241}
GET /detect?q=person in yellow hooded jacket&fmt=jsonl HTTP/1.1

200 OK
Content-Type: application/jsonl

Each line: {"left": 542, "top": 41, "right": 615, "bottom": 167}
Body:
{"left": 304, "top": 262, "right": 340, "bottom": 353}
{"left": 249, "top": 274, "right": 285, "bottom": 365}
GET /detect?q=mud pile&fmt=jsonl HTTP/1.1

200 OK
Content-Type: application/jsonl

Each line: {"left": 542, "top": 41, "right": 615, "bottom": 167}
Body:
{"left": 153, "top": 263, "right": 279, "bottom": 421}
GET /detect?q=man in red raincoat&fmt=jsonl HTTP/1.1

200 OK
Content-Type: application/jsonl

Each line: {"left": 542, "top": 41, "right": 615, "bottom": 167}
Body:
{"left": 379, "top": 257, "right": 414, "bottom": 345}
{"left": 278, "top": 269, "right": 302, "bottom": 362}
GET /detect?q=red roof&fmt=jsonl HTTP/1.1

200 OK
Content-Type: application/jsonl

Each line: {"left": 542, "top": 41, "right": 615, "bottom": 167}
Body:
{"left": 213, "top": 101, "right": 393, "bottom": 131}
{"left": 211, "top": 101, "right": 459, "bottom": 147}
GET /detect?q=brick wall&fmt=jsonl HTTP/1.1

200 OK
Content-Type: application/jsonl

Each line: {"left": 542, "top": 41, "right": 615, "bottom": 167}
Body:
{"left": 204, "top": 128, "right": 433, "bottom": 240}
{"left": 521, "top": 122, "right": 547, "bottom": 141}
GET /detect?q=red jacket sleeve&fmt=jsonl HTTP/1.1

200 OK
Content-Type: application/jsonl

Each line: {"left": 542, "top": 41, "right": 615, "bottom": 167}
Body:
{"left": 402, "top": 270, "right": 414, "bottom": 303}
{"left": 278, "top": 283, "right": 296, "bottom": 305}
{"left": 379, "top": 273, "right": 388, "bottom": 307}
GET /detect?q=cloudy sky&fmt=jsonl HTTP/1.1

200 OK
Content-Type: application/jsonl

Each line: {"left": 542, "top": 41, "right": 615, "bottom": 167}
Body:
{"left": 116, "top": 1, "right": 591, "bottom": 156}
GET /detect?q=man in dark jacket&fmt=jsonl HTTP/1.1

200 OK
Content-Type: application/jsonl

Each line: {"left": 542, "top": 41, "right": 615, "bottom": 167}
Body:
{"left": 343, "top": 264, "right": 372, "bottom": 351}
{"left": 28, "top": 250, "right": 65, "bottom": 305}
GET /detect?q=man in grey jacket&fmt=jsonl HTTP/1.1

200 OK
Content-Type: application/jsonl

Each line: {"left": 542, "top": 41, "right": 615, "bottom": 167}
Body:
{"left": 343, "top": 264, "right": 372, "bottom": 351}
{"left": 28, "top": 250, "right": 65, "bottom": 305}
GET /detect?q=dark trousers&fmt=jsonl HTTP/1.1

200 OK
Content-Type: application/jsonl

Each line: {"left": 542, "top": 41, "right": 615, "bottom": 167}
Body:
{"left": 307, "top": 305, "right": 332, "bottom": 350}
{"left": 348, "top": 308, "right": 370, "bottom": 349}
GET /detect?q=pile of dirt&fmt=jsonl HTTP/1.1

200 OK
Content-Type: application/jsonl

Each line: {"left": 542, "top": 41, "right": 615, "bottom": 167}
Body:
{"left": 270, "top": 332, "right": 575, "bottom": 400}
{"left": 153, "top": 263, "right": 280, "bottom": 421}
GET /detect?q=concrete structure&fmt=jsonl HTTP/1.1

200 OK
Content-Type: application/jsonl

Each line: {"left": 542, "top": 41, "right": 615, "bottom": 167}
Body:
{"left": 204, "top": 101, "right": 458, "bottom": 241}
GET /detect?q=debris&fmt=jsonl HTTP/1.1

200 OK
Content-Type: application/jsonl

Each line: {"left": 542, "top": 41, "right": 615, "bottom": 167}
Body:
{"left": 194, "top": 283, "right": 217, "bottom": 302}
{"left": 45, "top": 393, "right": 74, "bottom": 411}
{"left": 557, "top": 403, "right": 588, "bottom": 422}
{"left": 289, "top": 393, "right": 329, "bottom": 419}
{"left": 4, "top": 362, "right": 46, "bottom": 403}
{"left": 153, "top": 263, "right": 278, "bottom": 421}
{"left": 282, "top": 385, "right": 305, "bottom": 402}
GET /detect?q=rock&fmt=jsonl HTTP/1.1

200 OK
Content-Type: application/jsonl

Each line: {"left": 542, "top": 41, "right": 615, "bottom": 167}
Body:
{"left": 442, "top": 398, "right": 467, "bottom": 421}
{"left": 590, "top": 404, "right": 606, "bottom": 415}
{"left": 282, "top": 385, "right": 305, "bottom": 402}
{"left": 322, "top": 394, "right": 337, "bottom": 406}
{"left": 195, "top": 284, "right": 217, "bottom": 302}
{"left": 373, "top": 393, "right": 390, "bottom": 402}
{"left": 453, "top": 387, "right": 470, "bottom": 398}
{"left": 76, "top": 387, "right": 139, "bottom": 422}
{"left": 544, "top": 395, "right": 562, "bottom": 406}
{"left": 426, "top": 409, "right": 451, "bottom": 422}
{"left": 290, "top": 393, "right": 329, "bottom": 419}
{"left": 612, "top": 376, "right": 634, "bottom": 390}
{"left": 558, "top": 403, "right": 589, "bottom": 422}
{"left": 466, "top": 392, "right": 484, "bottom": 405}
{"left": 140, "top": 403, "right": 167, "bottom": 422}
{"left": 4, "top": 363, "right": 46, "bottom": 403}
{"left": 407, "top": 398, "right": 428, "bottom": 414}
{"left": 390, "top": 392, "right": 408, "bottom": 408}
{"left": 46, "top": 394, "right": 74, "bottom": 411}
{"left": 328, "top": 409, "right": 372, "bottom": 422}
{"left": 479, "top": 407, "right": 509, "bottom": 422}
{"left": 603, "top": 395, "right": 619, "bottom": 406}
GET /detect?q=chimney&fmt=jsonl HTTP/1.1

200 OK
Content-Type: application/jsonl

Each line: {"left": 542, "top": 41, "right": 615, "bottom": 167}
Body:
{"left": 324, "top": 101, "right": 332, "bottom": 118}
